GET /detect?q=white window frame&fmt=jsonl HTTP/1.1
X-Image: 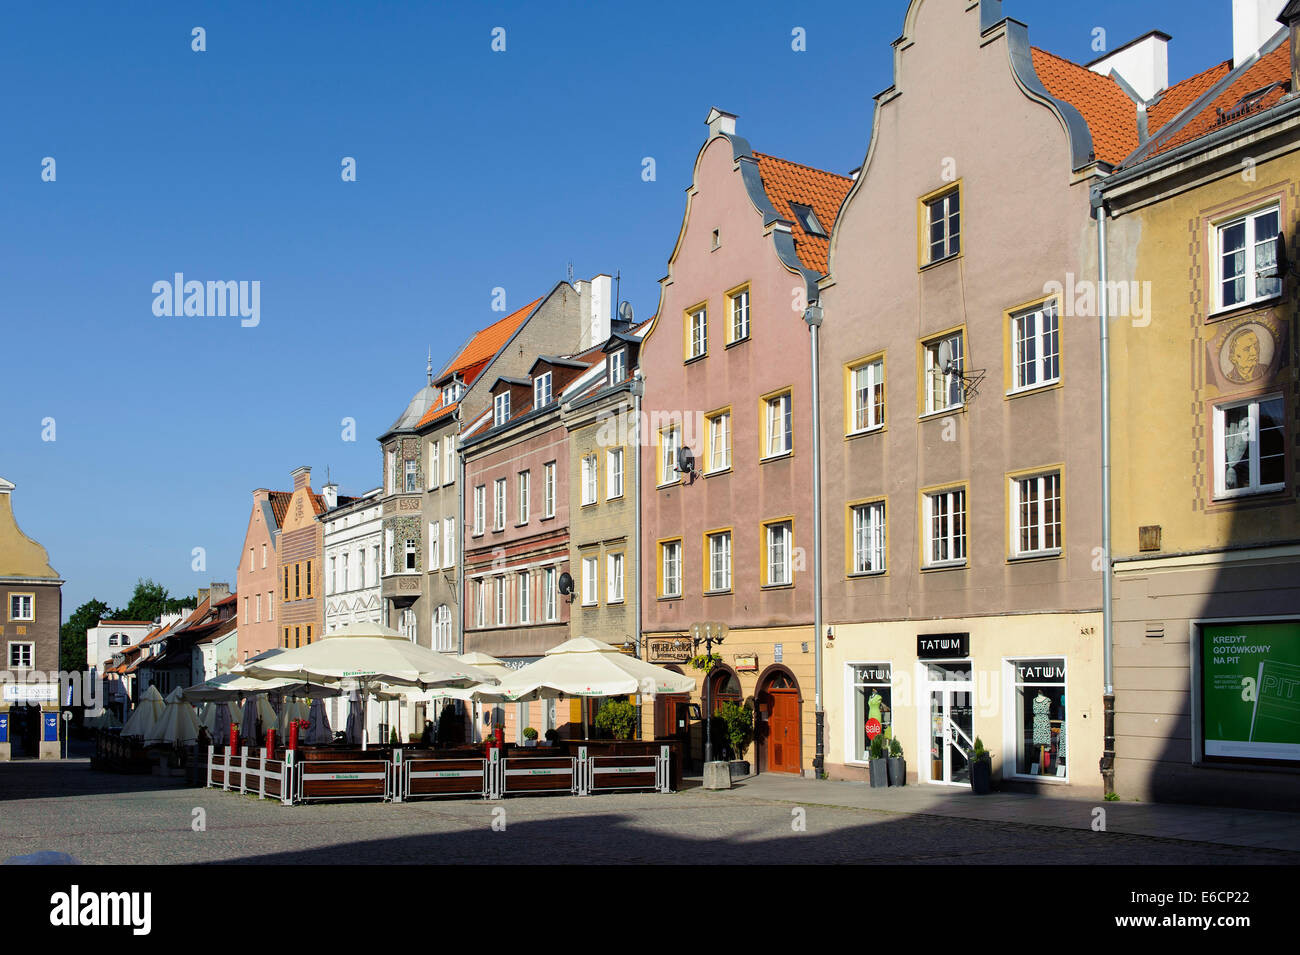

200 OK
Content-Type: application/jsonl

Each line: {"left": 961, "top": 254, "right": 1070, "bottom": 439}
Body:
{"left": 763, "top": 392, "right": 793, "bottom": 458}
{"left": 581, "top": 453, "right": 598, "bottom": 506}
{"left": 473, "top": 485, "right": 485, "bottom": 535}
{"left": 443, "top": 517, "right": 456, "bottom": 568}
{"left": 10, "top": 593, "right": 34, "bottom": 621}
{"left": 607, "top": 552, "right": 624, "bottom": 603}
{"left": 729, "top": 288, "right": 750, "bottom": 343}
{"left": 495, "top": 575, "right": 506, "bottom": 626}
{"left": 1010, "top": 301, "right": 1061, "bottom": 393}
{"left": 765, "top": 521, "right": 792, "bottom": 586}
{"left": 493, "top": 478, "right": 506, "bottom": 531}
{"left": 404, "top": 538, "right": 418, "bottom": 573}
{"left": 925, "top": 187, "right": 961, "bottom": 263}
{"left": 494, "top": 392, "right": 510, "bottom": 427}
{"left": 443, "top": 435, "right": 455, "bottom": 485}
{"left": 850, "top": 358, "right": 885, "bottom": 433}
{"left": 609, "top": 349, "right": 627, "bottom": 384}
{"left": 428, "top": 521, "right": 441, "bottom": 570}
{"left": 707, "top": 411, "right": 731, "bottom": 473}
{"left": 405, "top": 459, "right": 418, "bottom": 493}
{"left": 607, "top": 448, "right": 624, "bottom": 499}
{"left": 660, "top": 425, "right": 682, "bottom": 486}
{"left": 517, "top": 571, "right": 531, "bottom": 624}
{"left": 1213, "top": 394, "right": 1287, "bottom": 498}
{"left": 387, "top": 449, "right": 397, "bottom": 493}
{"left": 543, "top": 462, "right": 556, "bottom": 518}
{"left": 543, "top": 567, "right": 558, "bottom": 621}
{"left": 923, "top": 332, "right": 965, "bottom": 415}
{"left": 688, "top": 307, "right": 707, "bottom": 359}
{"left": 534, "top": 372, "right": 553, "bottom": 409}
{"left": 1214, "top": 204, "right": 1282, "bottom": 312}
{"left": 923, "top": 487, "right": 967, "bottom": 567}
{"left": 428, "top": 440, "right": 440, "bottom": 490}
{"left": 474, "top": 579, "right": 485, "bottom": 628}
{"left": 661, "top": 540, "right": 682, "bottom": 598}
{"left": 518, "top": 471, "right": 530, "bottom": 524}
{"left": 1011, "top": 472, "right": 1062, "bottom": 558}
{"left": 708, "top": 531, "right": 732, "bottom": 592}
{"left": 9, "top": 641, "right": 34, "bottom": 669}
{"left": 434, "top": 605, "right": 453, "bottom": 651}
{"left": 851, "top": 501, "right": 887, "bottom": 575}
{"left": 582, "top": 556, "right": 599, "bottom": 606}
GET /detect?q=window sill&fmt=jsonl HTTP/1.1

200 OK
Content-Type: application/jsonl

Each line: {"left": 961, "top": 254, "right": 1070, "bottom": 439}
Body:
{"left": 704, "top": 587, "right": 733, "bottom": 596}
{"left": 539, "top": 514, "right": 556, "bottom": 522}
{"left": 1207, "top": 294, "right": 1282, "bottom": 322}
{"left": 761, "top": 582, "right": 794, "bottom": 591}
{"left": 1212, "top": 484, "right": 1288, "bottom": 502}
{"left": 657, "top": 594, "right": 683, "bottom": 602}
{"left": 514, "top": 521, "right": 530, "bottom": 528}
{"left": 605, "top": 493, "right": 625, "bottom": 502}
{"left": 919, "top": 251, "right": 962, "bottom": 273}
{"left": 724, "top": 336, "right": 750, "bottom": 350}
{"left": 760, "top": 450, "right": 793, "bottom": 464}
{"left": 657, "top": 480, "right": 682, "bottom": 490}
{"left": 847, "top": 569, "right": 887, "bottom": 579}
{"left": 921, "top": 561, "right": 966, "bottom": 572}
{"left": 684, "top": 353, "right": 708, "bottom": 366}
{"left": 703, "top": 466, "right": 732, "bottom": 478}
{"left": 918, "top": 406, "right": 965, "bottom": 422}
{"left": 845, "top": 424, "right": 885, "bottom": 440}
{"left": 1009, "top": 549, "right": 1062, "bottom": 562}
{"left": 580, "top": 501, "right": 598, "bottom": 509}
{"left": 1005, "top": 380, "right": 1061, "bottom": 399}
{"left": 606, "top": 598, "right": 625, "bottom": 605}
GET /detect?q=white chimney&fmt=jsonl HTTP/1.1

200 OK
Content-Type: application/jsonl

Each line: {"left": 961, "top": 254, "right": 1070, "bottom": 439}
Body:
{"left": 322, "top": 483, "right": 338, "bottom": 510}
{"left": 585, "top": 274, "right": 611, "bottom": 349}
{"left": 705, "top": 107, "right": 737, "bottom": 139}
{"left": 1088, "top": 30, "right": 1170, "bottom": 101}
{"left": 1234, "top": 0, "right": 1288, "bottom": 67}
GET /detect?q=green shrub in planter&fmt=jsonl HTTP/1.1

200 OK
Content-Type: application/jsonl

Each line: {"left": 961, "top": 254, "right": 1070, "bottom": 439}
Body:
{"left": 523, "top": 726, "right": 538, "bottom": 740}
{"left": 970, "top": 736, "right": 993, "bottom": 794}
{"left": 593, "top": 699, "right": 638, "bottom": 740}
{"left": 887, "top": 737, "right": 906, "bottom": 787}
{"left": 715, "top": 701, "right": 754, "bottom": 761}
{"left": 868, "top": 733, "right": 889, "bottom": 788}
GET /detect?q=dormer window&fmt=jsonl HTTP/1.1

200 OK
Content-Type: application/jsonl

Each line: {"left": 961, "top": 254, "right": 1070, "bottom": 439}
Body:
{"left": 442, "top": 381, "right": 463, "bottom": 405}
{"left": 494, "top": 392, "right": 510, "bottom": 427}
{"left": 789, "top": 203, "right": 827, "bottom": 238}
{"left": 534, "top": 372, "right": 553, "bottom": 409}
{"left": 609, "top": 349, "right": 627, "bottom": 384}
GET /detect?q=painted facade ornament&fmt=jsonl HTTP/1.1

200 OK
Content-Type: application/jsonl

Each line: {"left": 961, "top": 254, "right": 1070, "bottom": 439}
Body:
{"left": 1208, "top": 316, "right": 1285, "bottom": 390}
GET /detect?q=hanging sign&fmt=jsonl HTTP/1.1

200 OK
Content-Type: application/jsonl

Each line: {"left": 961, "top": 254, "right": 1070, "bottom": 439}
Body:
{"left": 734, "top": 654, "right": 758, "bottom": 672}
{"left": 648, "top": 637, "right": 692, "bottom": 664}
{"left": 917, "top": 633, "right": 969, "bottom": 658}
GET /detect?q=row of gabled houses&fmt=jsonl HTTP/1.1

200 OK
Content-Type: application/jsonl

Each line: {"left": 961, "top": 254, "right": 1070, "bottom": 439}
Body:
{"left": 83, "top": 0, "right": 1300, "bottom": 807}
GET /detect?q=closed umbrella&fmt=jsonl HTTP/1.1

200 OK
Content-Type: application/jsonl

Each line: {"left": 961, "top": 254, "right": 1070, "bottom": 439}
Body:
{"left": 344, "top": 692, "right": 363, "bottom": 744}
{"left": 84, "top": 709, "right": 122, "bottom": 730}
{"left": 305, "top": 697, "right": 332, "bottom": 744}
{"left": 147, "top": 687, "right": 200, "bottom": 745}
{"left": 277, "top": 698, "right": 310, "bottom": 736}
{"left": 238, "top": 696, "right": 259, "bottom": 744}
{"left": 120, "top": 686, "right": 166, "bottom": 739}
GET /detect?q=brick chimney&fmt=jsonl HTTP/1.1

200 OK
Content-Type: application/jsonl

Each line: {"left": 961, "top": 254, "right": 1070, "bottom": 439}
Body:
{"left": 209, "top": 582, "right": 231, "bottom": 605}
{"left": 291, "top": 466, "right": 312, "bottom": 491}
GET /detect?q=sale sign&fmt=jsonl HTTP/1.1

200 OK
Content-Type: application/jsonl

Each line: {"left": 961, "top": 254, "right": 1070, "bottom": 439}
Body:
{"left": 865, "top": 718, "right": 882, "bottom": 741}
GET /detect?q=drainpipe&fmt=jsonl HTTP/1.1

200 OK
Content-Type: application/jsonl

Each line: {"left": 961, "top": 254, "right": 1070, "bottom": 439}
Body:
{"left": 804, "top": 301, "right": 825, "bottom": 778}
{"left": 456, "top": 413, "right": 465, "bottom": 657}
{"left": 632, "top": 374, "right": 645, "bottom": 737}
{"left": 1092, "top": 187, "right": 1116, "bottom": 796}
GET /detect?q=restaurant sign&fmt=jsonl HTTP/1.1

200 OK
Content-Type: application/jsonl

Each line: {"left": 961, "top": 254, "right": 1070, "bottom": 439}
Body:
{"left": 734, "top": 654, "right": 758, "bottom": 672}
{"left": 647, "top": 637, "right": 692, "bottom": 664}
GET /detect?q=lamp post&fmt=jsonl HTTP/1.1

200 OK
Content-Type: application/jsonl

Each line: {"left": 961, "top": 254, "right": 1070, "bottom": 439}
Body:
{"left": 691, "top": 622, "right": 725, "bottom": 764}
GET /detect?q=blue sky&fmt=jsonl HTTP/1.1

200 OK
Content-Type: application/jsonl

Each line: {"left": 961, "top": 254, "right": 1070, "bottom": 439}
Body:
{"left": 1, "top": 0, "right": 1233, "bottom": 618}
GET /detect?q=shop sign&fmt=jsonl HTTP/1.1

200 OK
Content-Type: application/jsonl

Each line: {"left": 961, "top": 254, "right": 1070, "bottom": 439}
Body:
{"left": 734, "top": 654, "right": 758, "bottom": 672}
{"left": 2, "top": 683, "right": 58, "bottom": 703}
{"left": 854, "top": 664, "right": 892, "bottom": 683}
{"left": 916, "top": 633, "right": 969, "bottom": 658}
{"left": 647, "top": 637, "right": 692, "bottom": 664}
{"left": 1201, "top": 622, "right": 1300, "bottom": 763}
{"left": 865, "top": 718, "right": 882, "bottom": 740}
{"left": 1016, "top": 660, "right": 1066, "bottom": 683}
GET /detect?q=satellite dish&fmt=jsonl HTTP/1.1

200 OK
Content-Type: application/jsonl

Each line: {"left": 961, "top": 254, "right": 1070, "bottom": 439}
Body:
{"left": 676, "top": 446, "right": 696, "bottom": 475}
{"left": 937, "top": 339, "right": 953, "bottom": 373}
{"left": 618, "top": 301, "right": 635, "bottom": 324}
{"left": 558, "top": 572, "right": 574, "bottom": 596}
{"left": 1274, "top": 232, "right": 1289, "bottom": 280}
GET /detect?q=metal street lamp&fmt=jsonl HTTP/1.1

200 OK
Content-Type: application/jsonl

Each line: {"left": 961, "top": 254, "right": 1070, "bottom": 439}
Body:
{"left": 691, "top": 622, "right": 726, "bottom": 764}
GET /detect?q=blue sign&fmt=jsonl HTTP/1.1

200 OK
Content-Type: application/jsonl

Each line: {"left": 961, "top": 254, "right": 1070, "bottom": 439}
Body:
{"left": 43, "top": 712, "right": 59, "bottom": 743}
{"left": 0, "top": 714, "right": 7, "bottom": 744}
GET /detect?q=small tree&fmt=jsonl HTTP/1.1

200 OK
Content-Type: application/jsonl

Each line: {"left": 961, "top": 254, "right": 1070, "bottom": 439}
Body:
{"left": 593, "top": 699, "right": 638, "bottom": 740}
{"left": 716, "top": 700, "right": 754, "bottom": 761}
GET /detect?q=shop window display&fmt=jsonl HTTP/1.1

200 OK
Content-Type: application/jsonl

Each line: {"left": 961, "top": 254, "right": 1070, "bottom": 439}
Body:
{"left": 1012, "top": 658, "right": 1066, "bottom": 777}
{"left": 851, "top": 664, "right": 893, "bottom": 761}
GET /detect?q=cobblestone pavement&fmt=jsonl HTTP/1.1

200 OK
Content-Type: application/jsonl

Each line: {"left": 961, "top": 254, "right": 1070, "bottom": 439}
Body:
{"left": 1, "top": 758, "right": 1294, "bottom": 865}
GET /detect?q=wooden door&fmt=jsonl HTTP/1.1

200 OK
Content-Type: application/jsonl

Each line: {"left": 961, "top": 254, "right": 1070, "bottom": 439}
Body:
{"left": 765, "top": 689, "right": 800, "bottom": 774}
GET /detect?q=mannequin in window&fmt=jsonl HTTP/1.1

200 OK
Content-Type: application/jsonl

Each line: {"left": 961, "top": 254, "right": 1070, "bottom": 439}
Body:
{"left": 1032, "top": 691, "right": 1051, "bottom": 768}
{"left": 866, "top": 689, "right": 891, "bottom": 741}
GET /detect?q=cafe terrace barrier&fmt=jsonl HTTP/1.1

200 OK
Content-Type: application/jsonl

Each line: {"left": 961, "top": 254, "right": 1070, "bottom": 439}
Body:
{"left": 205, "top": 743, "right": 674, "bottom": 805}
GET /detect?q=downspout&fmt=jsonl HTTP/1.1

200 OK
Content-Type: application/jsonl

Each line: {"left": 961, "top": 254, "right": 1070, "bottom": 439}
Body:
{"left": 1092, "top": 186, "right": 1116, "bottom": 796}
{"left": 632, "top": 374, "right": 645, "bottom": 737}
{"left": 455, "top": 412, "right": 465, "bottom": 656}
{"left": 804, "top": 301, "right": 825, "bottom": 778}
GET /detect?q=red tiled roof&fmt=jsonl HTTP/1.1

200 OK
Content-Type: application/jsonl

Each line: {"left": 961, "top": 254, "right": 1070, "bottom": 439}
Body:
{"left": 753, "top": 152, "right": 853, "bottom": 274}
{"left": 268, "top": 491, "right": 293, "bottom": 529}
{"left": 415, "top": 302, "right": 539, "bottom": 429}
{"left": 1032, "top": 48, "right": 1140, "bottom": 166}
{"left": 1148, "top": 59, "right": 1233, "bottom": 134}
{"left": 1145, "top": 43, "right": 1291, "bottom": 157}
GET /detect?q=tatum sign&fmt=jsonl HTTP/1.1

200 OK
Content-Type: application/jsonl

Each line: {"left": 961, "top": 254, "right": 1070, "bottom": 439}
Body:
{"left": 1201, "top": 622, "right": 1300, "bottom": 764}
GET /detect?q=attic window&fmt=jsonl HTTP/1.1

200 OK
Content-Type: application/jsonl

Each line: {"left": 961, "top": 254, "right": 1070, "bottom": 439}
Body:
{"left": 1215, "top": 82, "right": 1289, "bottom": 126}
{"left": 493, "top": 392, "right": 510, "bottom": 427}
{"left": 789, "top": 203, "right": 827, "bottom": 238}
{"left": 534, "top": 372, "right": 553, "bottom": 409}
{"left": 711, "top": 229, "right": 721, "bottom": 250}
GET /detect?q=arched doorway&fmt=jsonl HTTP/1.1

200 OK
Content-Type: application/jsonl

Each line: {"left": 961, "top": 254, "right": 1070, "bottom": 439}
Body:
{"left": 708, "top": 667, "right": 741, "bottom": 714}
{"left": 757, "top": 668, "right": 802, "bottom": 775}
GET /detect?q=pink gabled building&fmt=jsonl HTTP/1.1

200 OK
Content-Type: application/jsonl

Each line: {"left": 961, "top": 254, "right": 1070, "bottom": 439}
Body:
{"left": 234, "top": 487, "right": 292, "bottom": 660}
{"left": 638, "top": 109, "right": 851, "bottom": 775}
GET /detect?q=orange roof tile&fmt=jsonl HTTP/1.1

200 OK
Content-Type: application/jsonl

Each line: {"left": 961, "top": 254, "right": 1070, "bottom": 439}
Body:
{"left": 1032, "top": 48, "right": 1140, "bottom": 166}
{"left": 414, "top": 301, "right": 540, "bottom": 429}
{"left": 1146, "top": 43, "right": 1291, "bottom": 157}
{"left": 268, "top": 491, "right": 293, "bottom": 529}
{"left": 753, "top": 152, "right": 853, "bottom": 274}
{"left": 1148, "top": 59, "right": 1233, "bottom": 134}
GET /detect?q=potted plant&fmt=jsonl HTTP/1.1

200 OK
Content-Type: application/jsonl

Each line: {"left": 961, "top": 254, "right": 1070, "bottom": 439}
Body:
{"left": 522, "top": 726, "right": 538, "bottom": 748}
{"left": 868, "top": 733, "right": 889, "bottom": 788}
{"left": 970, "top": 737, "right": 993, "bottom": 794}
{"left": 593, "top": 699, "right": 638, "bottom": 741}
{"left": 716, "top": 700, "right": 754, "bottom": 777}
{"left": 543, "top": 728, "right": 558, "bottom": 746}
{"left": 887, "top": 736, "right": 906, "bottom": 787}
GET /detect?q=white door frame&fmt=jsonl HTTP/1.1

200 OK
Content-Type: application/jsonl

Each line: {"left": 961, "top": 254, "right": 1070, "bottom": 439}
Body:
{"left": 918, "top": 659, "right": 974, "bottom": 786}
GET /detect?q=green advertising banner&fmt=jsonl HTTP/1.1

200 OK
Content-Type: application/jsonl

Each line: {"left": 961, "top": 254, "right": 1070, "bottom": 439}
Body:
{"left": 1202, "top": 622, "right": 1300, "bottom": 762}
